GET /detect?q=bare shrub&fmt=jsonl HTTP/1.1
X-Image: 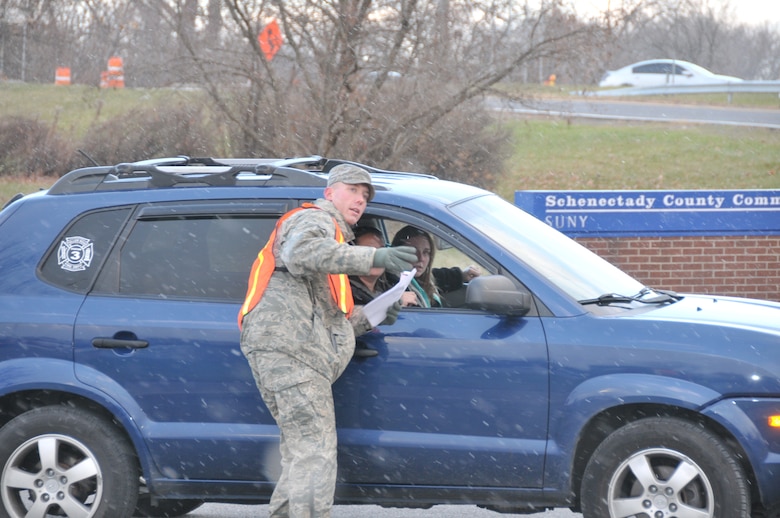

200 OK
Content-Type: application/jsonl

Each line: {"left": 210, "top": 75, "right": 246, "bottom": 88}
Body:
{"left": 0, "top": 117, "right": 75, "bottom": 177}
{"left": 219, "top": 82, "right": 509, "bottom": 189}
{"left": 80, "top": 102, "right": 221, "bottom": 165}
{"left": 388, "top": 101, "right": 511, "bottom": 191}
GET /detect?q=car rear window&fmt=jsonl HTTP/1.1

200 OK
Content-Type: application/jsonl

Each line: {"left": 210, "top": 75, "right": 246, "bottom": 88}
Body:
{"left": 39, "top": 207, "right": 132, "bottom": 293}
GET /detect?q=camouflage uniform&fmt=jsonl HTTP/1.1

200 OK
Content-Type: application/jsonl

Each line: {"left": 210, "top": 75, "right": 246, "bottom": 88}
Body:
{"left": 240, "top": 198, "right": 374, "bottom": 518}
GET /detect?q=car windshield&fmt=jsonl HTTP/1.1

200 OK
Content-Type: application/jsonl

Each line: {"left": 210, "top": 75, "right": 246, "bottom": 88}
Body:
{"left": 450, "top": 194, "right": 646, "bottom": 302}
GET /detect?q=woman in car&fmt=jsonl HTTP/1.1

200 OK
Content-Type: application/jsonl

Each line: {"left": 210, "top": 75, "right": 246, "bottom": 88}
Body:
{"left": 390, "top": 225, "right": 479, "bottom": 307}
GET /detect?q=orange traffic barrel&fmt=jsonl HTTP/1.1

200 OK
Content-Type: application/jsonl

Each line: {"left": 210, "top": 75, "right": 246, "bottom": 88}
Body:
{"left": 55, "top": 67, "right": 71, "bottom": 85}
{"left": 106, "top": 56, "right": 125, "bottom": 88}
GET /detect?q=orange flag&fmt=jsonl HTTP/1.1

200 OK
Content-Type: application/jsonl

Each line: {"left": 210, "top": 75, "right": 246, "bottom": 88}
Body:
{"left": 258, "top": 19, "right": 283, "bottom": 61}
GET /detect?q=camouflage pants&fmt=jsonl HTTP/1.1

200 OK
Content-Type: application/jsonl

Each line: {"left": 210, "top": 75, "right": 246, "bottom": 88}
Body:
{"left": 247, "top": 352, "right": 337, "bottom": 518}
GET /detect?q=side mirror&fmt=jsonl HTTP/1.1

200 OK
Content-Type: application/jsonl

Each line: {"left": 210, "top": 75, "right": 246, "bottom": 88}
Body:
{"left": 465, "top": 275, "right": 532, "bottom": 316}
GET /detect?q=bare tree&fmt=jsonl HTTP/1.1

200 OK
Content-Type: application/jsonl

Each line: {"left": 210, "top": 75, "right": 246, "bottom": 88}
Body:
{"left": 133, "top": 0, "right": 596, "bottom": 179}
{"left": 0, "top": 0, "right": 147, "bottom": 85}
{"left": 5, "top": 0, "right": 777, "bottom": 178}
{"left": 746, "top": 24, "right": 780, "bottom": 79}
{"left": 0, "top": 0, "right": 64, "bottom": 82}
{"left": 597, "top": 0, "right": 779, "bottom": 80}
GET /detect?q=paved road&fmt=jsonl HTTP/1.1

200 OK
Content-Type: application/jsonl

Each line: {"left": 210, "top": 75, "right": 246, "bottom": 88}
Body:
{"left": 487, "top": 96, "right": 780, "bottom": 129}
{"left": 190, "top": 503, "right": 581, "bottom": 517}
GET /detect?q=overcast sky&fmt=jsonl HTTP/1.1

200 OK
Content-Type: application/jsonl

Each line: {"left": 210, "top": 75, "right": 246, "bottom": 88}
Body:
{"left": 577, "top": 0, "right": 779, "bottom": 27}
{"left": 719, "top": 0, "right": 780, "bottom": 26}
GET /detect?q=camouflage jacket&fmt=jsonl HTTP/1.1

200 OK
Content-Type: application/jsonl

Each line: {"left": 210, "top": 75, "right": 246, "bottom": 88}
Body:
{"left": 240, "top": 199, "right": 374, "bottom": 383}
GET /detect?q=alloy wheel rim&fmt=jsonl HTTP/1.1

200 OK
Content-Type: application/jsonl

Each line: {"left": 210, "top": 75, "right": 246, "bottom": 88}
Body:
{"left": 606, "top": 447, "right": 714, "bottom": 518}
{"left": 1, "top": 433, "right": 103, "bottom": 518}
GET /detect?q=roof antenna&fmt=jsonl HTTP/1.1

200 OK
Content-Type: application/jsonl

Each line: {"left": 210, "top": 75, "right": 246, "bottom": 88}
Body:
{"left": 77, "top": 149, "right": 100, "bottom": 167}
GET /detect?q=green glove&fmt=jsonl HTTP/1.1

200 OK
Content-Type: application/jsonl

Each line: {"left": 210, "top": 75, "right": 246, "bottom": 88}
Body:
{"left": 381, "top": 300, "right": 402, "bottom": 326}
{"left": 372, "top": 246, "right": 417, "bottom": 273}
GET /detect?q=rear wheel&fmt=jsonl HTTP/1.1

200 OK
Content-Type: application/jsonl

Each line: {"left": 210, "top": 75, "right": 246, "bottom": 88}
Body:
{"left": 0, "top": 406, "right": 138, "bottom": 518}
{"left": 581, "top": 417, "right": 750, "bottom": 518}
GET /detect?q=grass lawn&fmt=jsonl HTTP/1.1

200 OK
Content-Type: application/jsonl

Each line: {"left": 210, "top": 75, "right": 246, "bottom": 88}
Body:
{"left": 497, "top": 118, "right": 780, "bottom": 200}
{"left": 0, "top": 82, "right": 207, "bottom": 140}
{"left": 0, "top": 176, "right": 51, "bottom": 207}
{"left": 1, "top": 83, "right": 778, "bottom": 207}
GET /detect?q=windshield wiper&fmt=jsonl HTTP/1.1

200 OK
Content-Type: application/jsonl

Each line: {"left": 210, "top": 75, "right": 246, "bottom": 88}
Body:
{"left": 641, "top": 288, "right": 683, "bottom": 303}
{"left": 579, "top": 293, "right": 637, "bottom": 306}
{"left": 579, "top": 287, "right": 682, "bottom": 306}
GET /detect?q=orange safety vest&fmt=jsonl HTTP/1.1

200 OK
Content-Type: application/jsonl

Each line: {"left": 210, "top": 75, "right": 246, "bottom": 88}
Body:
{"left": 238, "top": 203, "right": 354, "bottom": 329}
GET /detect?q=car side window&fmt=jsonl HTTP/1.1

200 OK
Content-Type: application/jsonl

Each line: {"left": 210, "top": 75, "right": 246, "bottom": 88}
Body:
{"left": 39, "top": 207, "right": 132, "bottom": 293}
{"left": 104, "top": 215, "right": 276, "bottom": 301}
{"left": 634, "top": 63, "right": 689, "bottom": 76}
{"left": 634, "top": 64, "right": 658, "bottom": 74}
{"left": 371, "top": 217, "right": 493, "bottom": 309}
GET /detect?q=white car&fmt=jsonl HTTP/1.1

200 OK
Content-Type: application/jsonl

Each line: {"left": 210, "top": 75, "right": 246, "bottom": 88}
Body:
{"left": 599, "top": 58, "right": 743, "bottom": 88}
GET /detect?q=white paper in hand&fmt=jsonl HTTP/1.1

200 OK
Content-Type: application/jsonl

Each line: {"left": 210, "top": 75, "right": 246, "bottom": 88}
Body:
{"left": 362, "top": 269, "right": 416, "bottom": 327}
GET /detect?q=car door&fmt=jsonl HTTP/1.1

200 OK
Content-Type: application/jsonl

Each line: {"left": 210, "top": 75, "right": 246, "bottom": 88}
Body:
{"left": 73, "top": 200, "right": 293, "bottom": 482}
{"left": 333, "top": 216, "right": 550, "bottom": 489}
{"left": 74, "top": 202, "right": 549, "bottom": 490}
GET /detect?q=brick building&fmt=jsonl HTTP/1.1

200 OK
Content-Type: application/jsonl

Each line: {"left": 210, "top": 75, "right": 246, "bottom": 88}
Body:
{"left": 578, "top": 235, "right": 780, "bottom": 302}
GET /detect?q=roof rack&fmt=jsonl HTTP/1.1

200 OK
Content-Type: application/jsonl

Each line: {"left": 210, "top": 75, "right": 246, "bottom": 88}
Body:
{"left": 322, "top": 159, "right": 438, "bottom": 180}
{"left": 46, "top": 155, "right": 436, "bottom": 196}
{"left": 47, "top": 156, "right": 330, "bottom": 195}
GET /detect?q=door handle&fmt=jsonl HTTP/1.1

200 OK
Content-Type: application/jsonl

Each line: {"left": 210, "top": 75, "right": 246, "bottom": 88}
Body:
{"left": 92, "top": 337, "right": 149, "bottom": 349}
{"left": 353, "top": 347, "right": 378, "bottom": 358}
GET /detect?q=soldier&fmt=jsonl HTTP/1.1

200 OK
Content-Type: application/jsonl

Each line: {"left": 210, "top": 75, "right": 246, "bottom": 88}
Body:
{"left": 238, "top": 164, "right": 417, "bottom": 518}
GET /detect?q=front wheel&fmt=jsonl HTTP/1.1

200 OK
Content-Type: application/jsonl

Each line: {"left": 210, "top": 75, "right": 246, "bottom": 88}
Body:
{"left": 581, "top": 417, "right": 750, "bottom": 518}
{"left": 0, "top": 406, "right": 139, "bottom": 518}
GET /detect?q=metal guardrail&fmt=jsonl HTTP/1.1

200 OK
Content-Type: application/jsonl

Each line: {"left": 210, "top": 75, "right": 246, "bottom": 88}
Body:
{"left": 584, "top": 81, "right": 780, "bottom": 98}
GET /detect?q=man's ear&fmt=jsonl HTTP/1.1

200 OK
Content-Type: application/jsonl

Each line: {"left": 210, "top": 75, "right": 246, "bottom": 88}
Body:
{"left": 323, "top": 186, "right": 334, "bottom": 200}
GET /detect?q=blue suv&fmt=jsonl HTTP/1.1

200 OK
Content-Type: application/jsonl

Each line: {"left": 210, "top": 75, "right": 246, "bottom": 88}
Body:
{"left": 0, "top": 156, "right": 779, "bottom": 518}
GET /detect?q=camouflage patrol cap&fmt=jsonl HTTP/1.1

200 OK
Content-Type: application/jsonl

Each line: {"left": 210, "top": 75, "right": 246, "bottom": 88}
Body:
{"left": 327, "top": 164, "right": 375, "bottom": 201}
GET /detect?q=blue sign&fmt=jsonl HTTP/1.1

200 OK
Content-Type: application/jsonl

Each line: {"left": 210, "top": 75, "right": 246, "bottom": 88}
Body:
{"left": 514, "top": 190, "right": 780, "bottom": 237}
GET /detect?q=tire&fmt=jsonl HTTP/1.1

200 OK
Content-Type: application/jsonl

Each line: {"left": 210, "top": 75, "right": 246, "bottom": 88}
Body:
{"left": 134, "top": 496, "right": 204, "bottom": 517}
{"left": 0, "top": 405, "right": 138, "bottom": 518}
{"left": 581, "top": 417, "right": 750, "bottom": 518}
